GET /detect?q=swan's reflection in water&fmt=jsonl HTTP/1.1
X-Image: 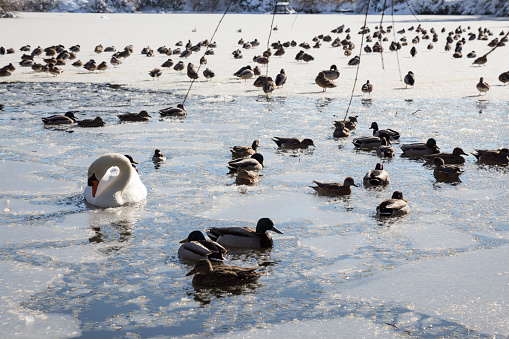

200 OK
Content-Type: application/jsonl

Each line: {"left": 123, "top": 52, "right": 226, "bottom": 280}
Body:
{"left": 86, "top": 203, "right": 145, "bottom": 251}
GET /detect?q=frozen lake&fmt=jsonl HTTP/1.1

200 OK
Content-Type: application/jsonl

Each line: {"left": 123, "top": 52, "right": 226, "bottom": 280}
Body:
{"left": 0, "top": 12, "right": 508, "bottom": 338}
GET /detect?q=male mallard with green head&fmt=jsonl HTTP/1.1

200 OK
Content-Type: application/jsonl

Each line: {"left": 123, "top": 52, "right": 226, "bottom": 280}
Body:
{"left": 401, "top": 138, "right": 440, "bottom": 156}
{"left": 206, "top": 218, "right": 282, "bottom": 249}
{"left": 42, "top": 111, "right": 78, "bottom": 125}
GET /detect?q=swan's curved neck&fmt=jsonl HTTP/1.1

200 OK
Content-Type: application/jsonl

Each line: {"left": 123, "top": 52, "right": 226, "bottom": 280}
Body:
{"left": 89, "top": 154, "right": 133, "bottom": 197}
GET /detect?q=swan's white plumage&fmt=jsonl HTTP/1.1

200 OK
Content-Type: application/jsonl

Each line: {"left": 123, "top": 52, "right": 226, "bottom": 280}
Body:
{"left": 84, "top": 153, "right": 147, "bottom": 208}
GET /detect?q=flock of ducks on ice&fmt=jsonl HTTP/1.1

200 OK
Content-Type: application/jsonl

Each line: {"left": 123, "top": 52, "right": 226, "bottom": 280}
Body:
{"left": 2, "top": 21, "right": 509, "bottom": 287}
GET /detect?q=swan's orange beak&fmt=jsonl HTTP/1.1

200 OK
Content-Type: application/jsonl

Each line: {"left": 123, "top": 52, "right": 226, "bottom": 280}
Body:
{"left": 91, "top": 180, "right": 99, "bottom": 197}
{"left": 88, "top": 173, "right": 99, "bottom": 197}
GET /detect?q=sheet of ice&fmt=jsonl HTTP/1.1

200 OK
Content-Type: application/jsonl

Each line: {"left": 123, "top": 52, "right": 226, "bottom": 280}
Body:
{"left": 224, "top": 316, "right": 397, "bottom": 338}
{"left": 343, "top": 246, "right": 509, "bottom": 335}
{"left": 0, "top": 261, "right": 80, "bottom": 338}
{"left": 0, "top": 13, "right": 507, "bottom": 100}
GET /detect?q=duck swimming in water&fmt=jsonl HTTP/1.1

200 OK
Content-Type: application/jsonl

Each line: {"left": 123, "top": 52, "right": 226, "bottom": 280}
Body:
{"left": 186, "top": 259, "right": 260, "bottom": 287}
{"left": 206, "top": 218, "right": 282, "bottom": 249}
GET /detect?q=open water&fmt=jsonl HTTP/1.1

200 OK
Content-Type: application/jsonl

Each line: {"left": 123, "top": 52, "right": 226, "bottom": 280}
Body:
{"left": 0, "top": 81, "right": 508, "bottom": 338}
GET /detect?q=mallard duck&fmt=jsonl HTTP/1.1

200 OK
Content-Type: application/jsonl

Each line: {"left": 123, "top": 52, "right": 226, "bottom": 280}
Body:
{"left": 476, "top": 77, "right": 489, "bottom": 95}
{"left": 48, "top": 64, "right": 63, "bottom": 76}
{"left": 377, "top": 136, "right": 395, "bottom": 158}
{"left": 41, "top": 111, "right": 78, "bottom": 125}
{"left": 149, "top": 68, "right": 162, "bottom": 79}
{"left": 335, "top": 116, "right": 358, "bottom": 130}
{"left": 322, "top": 64, "right": 340, "bottom": 82}
{"left": 230, "top": 140, "right": 259, "bottom": 158}
{"left": 159, "top": 104, "right": 186, "bottom": 117}
{"left": 161, "top": 59, "right": 174, "bottom": 68}
{"left": 203, "top": 68, "right": 215, "bottom": 79}
{"left": 238, "top": 67, "right": 254, "bottom": 81}
{"left": 94, "top": 44, "right": 103, "bottom": 53}
{"left": 186, "top": 259, "right": 260, "bottom": 287}
{"left": 178, "top": 231, "right": 227, "bottom": 261}
{"left": 404, "top": 71, "right": 415, "bottom": 87}
{"left": 353, "top": 136, "right": 384, "bottom": 149}
{"left": 432, "top": 157, "right": 463, "bottom": 181}
{"left": 228, "top": 153, "right": 264, "bottom": 172}
{"left": 187, "top": 62, "right": 198, "bottom": 80}
{"left": 253, "top": 75, "right": 268, "bottom": 88}
{"left": 315, "top": 71, "right": 336, "bottom": 92}
{"left": 72, "top": 60, "right": 83, "bottom": 68}
{"left": 233, "top": 65, "right": 250, "bottom": 77}
{"left": 401, "top": 138, "right": 440, "bottom": 156}
{"left": 275, "top": 69, "right": 287, "bottom": 88}
{"left": 370, "top": 122, "right": 400, "bottom": 141}
{"left": 235, "top": 169, "right": 259, "bottom": 185}
{"left": 179, "top": 49, "right": 192, "bottom": 58}
{"left": 97, "top": 61, "right": 108, "bottom": 72}
{"left": 473, "top": 55, "right": 487, "bottom": 66}
{"left": 472, "top": 148, "right": 508, "bottom": 165}
{"left": 376, "top": 191, "right": 410, "bottom": 216}
{"left": 263, "top": 77, "right": 275, "bottom": 94}
{"left": 110, "top": 56, "right": 122, "bottom": 67}
{"left": 118, "top": 110, "right": 151, "bottom": 122}
{"left": 206, "top": 218, "right": 282, "bottom": 249}
{"left": 333, "top": 122, "right": 350, "bottom": 138}
{"left": 77, "top": 116, "right": 105, "bottom": 127}
{"left": 498, "top": 71, "right": 509, "bottom": 85}
{"left": 83, "top": 59, "right": 97, "bottom": 72}
{"left": 361, "top": 80, "right": 373, "bottom": 94}
{"left": 272, "top": 137, "right": 314, "bottom": 149}
{"left": 363, "top": 163, "right": 390, "bottom": 186}
{"left": 173, "top": 61, "right": 185, "bottom": 72}
{"left": 310, "top": 177, "right": 358, "bottom": 196}
{"left": 348, "top": 55, "right": 360, "bottom": 66}
{"left": 423, "top": 147, "right": 468, "bottom": 164}
{"left": 152, "top": 149, "right": 166, "bottom": 162}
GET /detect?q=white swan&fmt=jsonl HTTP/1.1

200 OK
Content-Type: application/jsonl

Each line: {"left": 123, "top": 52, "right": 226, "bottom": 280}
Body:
{"left": 84, "top": 153, "right": 147, "bottom": 208}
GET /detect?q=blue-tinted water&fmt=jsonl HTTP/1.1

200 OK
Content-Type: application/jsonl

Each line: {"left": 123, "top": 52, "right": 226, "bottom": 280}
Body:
{"left": 0, "top": 82, "right": 507, "bottom": 338}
